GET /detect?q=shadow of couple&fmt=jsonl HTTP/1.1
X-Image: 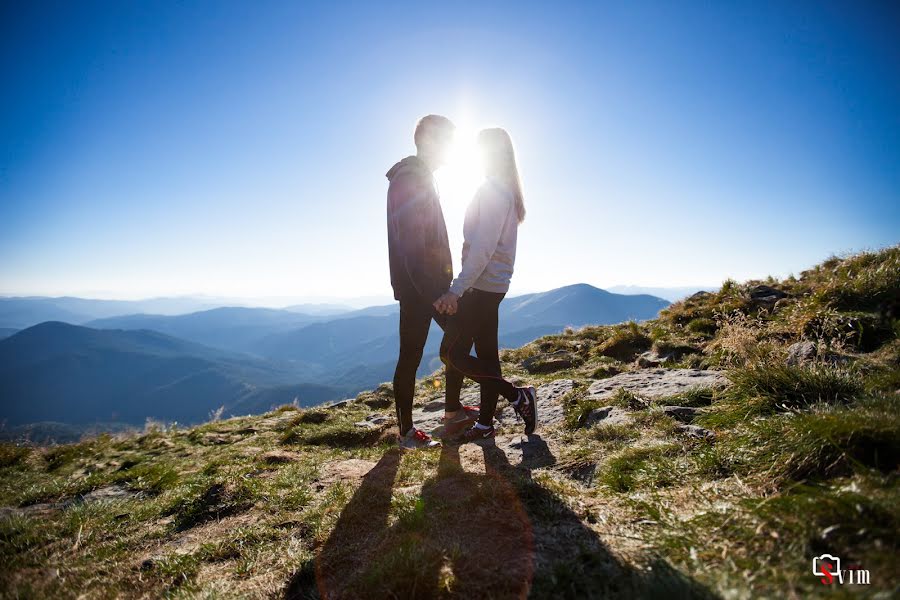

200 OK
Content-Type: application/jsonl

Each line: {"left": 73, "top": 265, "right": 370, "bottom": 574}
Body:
{"left": 284, "top": 436, "right": 716, "bottom": 599}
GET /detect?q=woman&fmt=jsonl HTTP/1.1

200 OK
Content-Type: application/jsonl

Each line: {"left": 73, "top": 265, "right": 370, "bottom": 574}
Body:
{"left": 434, "top": 128, "right": 536, "bottom": 441}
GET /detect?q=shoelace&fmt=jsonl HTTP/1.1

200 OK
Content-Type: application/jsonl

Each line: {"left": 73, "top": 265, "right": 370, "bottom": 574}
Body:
{"left": 413, "top": 429, "right": 430, "bottom": 442}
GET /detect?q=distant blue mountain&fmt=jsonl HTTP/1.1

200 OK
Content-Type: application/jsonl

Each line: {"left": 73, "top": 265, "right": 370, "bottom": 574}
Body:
{"left": 254, "top": 284, "right": 670, "bottom": 386}
{"left": 0, "top": 296, "right": 226, "bottom": 329}
{"left": 500, "top": 284, "right": 670, "bottom": 333}
{"left": 0, "top": 322, "right": 345, "bottom": 427}
{"left": 87, "top": 307, "right": 321, "bottom": 354}
{"left": 0, "top": 284, "right": 669, "bottom": 432}
{"left": 283, "top": 303, "right": 354, "bottom": 315}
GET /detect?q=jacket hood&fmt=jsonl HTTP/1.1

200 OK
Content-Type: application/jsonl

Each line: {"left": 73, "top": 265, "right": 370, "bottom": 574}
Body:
{"left": 386, "top": 155, "right": 429, "bottom": 181}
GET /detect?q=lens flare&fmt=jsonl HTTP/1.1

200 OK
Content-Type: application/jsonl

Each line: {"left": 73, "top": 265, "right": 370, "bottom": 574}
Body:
{"left": 435, "top": 126, "right": 484, "bottom": 207}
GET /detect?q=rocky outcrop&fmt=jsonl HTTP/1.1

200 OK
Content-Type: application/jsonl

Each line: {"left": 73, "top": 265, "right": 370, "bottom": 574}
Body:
{"left": 586, "top": 369, "right": 728, "bottom": 403}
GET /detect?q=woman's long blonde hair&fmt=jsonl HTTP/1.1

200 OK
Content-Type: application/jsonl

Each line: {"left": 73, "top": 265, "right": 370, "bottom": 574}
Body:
{"left": 478, "top": 128, "right": 526, "bottom": 223}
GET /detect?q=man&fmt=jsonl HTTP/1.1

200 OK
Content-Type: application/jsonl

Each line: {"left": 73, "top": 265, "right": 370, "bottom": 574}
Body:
{"left": 386, "top": 115, "right": 477, "bottom": 450}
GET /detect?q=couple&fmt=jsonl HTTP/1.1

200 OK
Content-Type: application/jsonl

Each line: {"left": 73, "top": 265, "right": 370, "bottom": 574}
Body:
{"left": 386, "top": 114, "right": 537, "bottom": 451}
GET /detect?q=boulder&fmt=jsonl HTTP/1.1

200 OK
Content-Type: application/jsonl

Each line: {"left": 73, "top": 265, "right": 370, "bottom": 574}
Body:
{"left": 749, "top": 285, "right": 788, "bottom": 309}
{"left": 522, "top": 351, "right": 582, "bottom": 374}
{"left": 785, "top": 341, "right": 817, "bottom": 366}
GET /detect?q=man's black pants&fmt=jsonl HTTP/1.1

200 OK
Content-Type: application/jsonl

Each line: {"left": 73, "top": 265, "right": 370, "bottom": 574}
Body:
{"left": 393, "top": 299, "right": 460, "bottom": 435}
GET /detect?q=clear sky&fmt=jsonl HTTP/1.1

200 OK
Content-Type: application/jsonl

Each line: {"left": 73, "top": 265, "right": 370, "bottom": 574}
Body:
{"left": 1, "top": 1, "right": 898, "bottom": 302}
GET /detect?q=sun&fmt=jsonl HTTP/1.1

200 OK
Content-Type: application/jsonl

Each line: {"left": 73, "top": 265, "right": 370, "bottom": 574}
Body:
{"left": 435, "top": 126, "right": 484, "bottom": 207}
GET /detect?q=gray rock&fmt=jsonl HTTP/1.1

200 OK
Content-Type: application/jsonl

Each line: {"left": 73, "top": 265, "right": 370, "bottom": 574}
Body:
{"left": 587, "top": 369, "right": 727, "bottom": 403}
{"left": 354, "top": 414, "right": 391, "bottom": 429}
{"left": 637, "top": 352, "right": 668, "bottom": 368}
{"left": 78, "top": 485, "right": 135, "bottom": 504}
{"left": 661, "top": 406, "right": 701, "bottom": 422}
{"left": 677, "top": 424, "right": 715, "bottom": 440}
{"left": 786, "top": 341, "right": 817, "bottom": 366}
{"left": 323, "top": 399, "right": 352, "bottom": 410}
{"left": 584, "top": 406, "right": 632, "bottom": 427}
{"left": 687, "top": 291, "right": 713, "bottom": 302}
{"left": 749, "top": 285, "right": 788, "bottom": 309}
{"left": 522, "top": 351, "right": 581, "bottom": 374}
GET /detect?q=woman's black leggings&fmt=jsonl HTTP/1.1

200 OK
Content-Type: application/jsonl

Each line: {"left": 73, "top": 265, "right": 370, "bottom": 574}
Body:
{"left": 439, "top": 288, "right": 517, "bottom": 426}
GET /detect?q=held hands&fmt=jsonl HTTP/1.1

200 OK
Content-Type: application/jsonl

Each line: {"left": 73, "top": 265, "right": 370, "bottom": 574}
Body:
{"left": 433, "top": 291, "right": 459, "bottom": 315}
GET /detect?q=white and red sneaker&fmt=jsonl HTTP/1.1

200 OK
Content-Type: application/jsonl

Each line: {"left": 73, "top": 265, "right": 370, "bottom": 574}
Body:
{"left": 399, "top": 428, "right": 441, "bottom": 451}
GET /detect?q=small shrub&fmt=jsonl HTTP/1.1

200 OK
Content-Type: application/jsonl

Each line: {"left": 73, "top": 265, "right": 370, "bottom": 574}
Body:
{"left": 596, "top": 323, "right": 651, "bottom": 362}
{"left": 609, "top": 388, "right": 648, "bottom": 410}
{"left": 0, "top": 444, "right": 31, "bottom": 469}
{"left": 686, "top": 318, "right": 718, "bottom": 337}
{"left": 295, "top": 410, "right": 331, "bottom": 425}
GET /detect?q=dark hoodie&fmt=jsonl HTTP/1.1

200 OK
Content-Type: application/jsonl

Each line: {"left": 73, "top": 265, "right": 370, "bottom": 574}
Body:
{"left": 386, "top": 156, "right": 452, "bottom": 303}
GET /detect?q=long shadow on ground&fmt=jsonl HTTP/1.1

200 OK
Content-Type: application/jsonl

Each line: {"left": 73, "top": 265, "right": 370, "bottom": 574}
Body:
{"left": 285, "top": 439, "right": 717, "bottom": 599}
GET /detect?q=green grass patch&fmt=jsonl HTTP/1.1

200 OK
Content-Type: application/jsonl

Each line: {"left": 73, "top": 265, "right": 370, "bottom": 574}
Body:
{"left": 598, "top": 444, "right": 681, "bottom": 493}
{"left": 167, "top": 477, "right": 258, "bottom": 531}
{"left": 651, "top": 386, "right": 716, "bottom": 408}
{"left": 704, "top": 364, "right": 863, "bottom": 427}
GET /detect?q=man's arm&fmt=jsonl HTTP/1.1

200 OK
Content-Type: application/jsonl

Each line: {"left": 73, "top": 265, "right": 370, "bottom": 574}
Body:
{"left": 390, "top": 174, "right": 443, "bottom": 302}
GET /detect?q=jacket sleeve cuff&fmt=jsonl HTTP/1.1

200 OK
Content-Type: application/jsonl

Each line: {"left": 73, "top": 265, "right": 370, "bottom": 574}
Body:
{"left": 449, "top": 280, "right": 467, "bottom": 297}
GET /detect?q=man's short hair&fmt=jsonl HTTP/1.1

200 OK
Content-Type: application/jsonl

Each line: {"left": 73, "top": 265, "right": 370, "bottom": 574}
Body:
{"left": 414, "top": 114, "right": 454, "bottom": 149}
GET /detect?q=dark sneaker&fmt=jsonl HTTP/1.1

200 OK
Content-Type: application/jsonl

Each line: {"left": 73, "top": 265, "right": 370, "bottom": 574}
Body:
{"left": 460, "top": 424, "right": 496, "bottom": 443}
{"left": 513, "top": 386, "right": 538, "bottom": 435}
{"left": 399, "top": 428, "right": 441, "bottom": 450}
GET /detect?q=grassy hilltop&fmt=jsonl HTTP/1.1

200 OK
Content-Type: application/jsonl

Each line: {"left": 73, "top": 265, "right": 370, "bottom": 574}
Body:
{"left": 1, "top": 247, "right": 898, "bottom": 598}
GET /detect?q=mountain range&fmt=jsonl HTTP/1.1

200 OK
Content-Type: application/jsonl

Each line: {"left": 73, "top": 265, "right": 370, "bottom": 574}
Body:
{"left": 0, "top": 284, "right": 669, "bottom": 438}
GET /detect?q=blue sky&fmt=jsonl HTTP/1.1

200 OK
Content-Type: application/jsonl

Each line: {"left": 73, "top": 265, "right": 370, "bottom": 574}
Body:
{"left": 1, "top": 1, "right": 898, "bottom": 302}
